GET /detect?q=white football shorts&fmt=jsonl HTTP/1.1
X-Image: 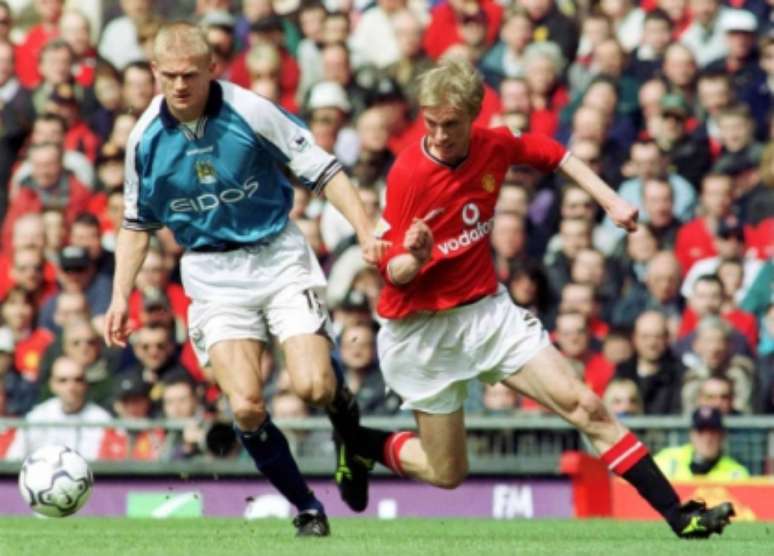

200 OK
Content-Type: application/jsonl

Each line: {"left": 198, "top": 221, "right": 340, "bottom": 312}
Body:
{"left": 377, "top": 285, "right": 551, "bottom": 414}
{"left": 182, "top": 221, "right": 332, "bottom": 366}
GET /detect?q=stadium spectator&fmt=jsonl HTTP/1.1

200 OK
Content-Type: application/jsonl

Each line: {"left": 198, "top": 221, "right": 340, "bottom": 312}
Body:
{"left": 614, "top": 311, "right": 684, "bottom": 414}
{"left": 98, "top": 0, "right": 154, "bottom": 71}
{"left": 655, "top": 406, "right": 750, "bottom": 479}
{"left": 121, "top": 61, "right": 155, "bottom": 116}
{"left": 59, "top": 9, "right": 97, "bottom": 87}
{"left": 681, "top": 316, "right": 756, "bottom": 414}
{"left": 628, "top": 9, "right": 672, "bottom": 83}
{"left": 124, "top": 323, "right": 189, "bottom": 403}
{"left": 602, "top": 378, "right": 644, "bottom": 417}
{"left": 15, "top": 0, "right": 64, "bottom": 88}
{"left": 10, "top": 113, "right": 95, "bottom": 191}
{"left": 0, "top": 39, "right": 35, "bottom": 219}
{"left": 600, "top": 140, "right": 696, "bottom": 251}
{"left": 0, "top": 246, "right": 56, "bottom": 307}
{"left": 612, "top": 251, "right": 683, "bottom": 329}
{"left": 5, "top": 355, "right": 110, "bottom": 461}
{"left": 491, "top": 211, "right": 528, "bottom": 282}
{"left": 423, "top": 0, "right": 503, "bottom": 61}
{"left": 100, "top": 371, "right": 164, "bottom": 461}
{"left": 680, "top": 0, "right": 752, "bottom": 68}
{"left": 677, "top": 274, "right": 758, "bottom": 355}
{"left": 160, "top": 371, "right": 207, "bottom": 460}
{"left": 482, "top": 382, "right": 520, "bottom": 415}
{"left": 385, "top": 9, "right": 434, "bottom": 111}
{"left": 2, "top": 142, "right": 92, "bottom": 253}
{"left": 652, "top": 94, "right": 712, "bottom": 189}
{"left": 0, "top": 286, "right": 53, "bottom": 384}
{"left": 544, "top": 217, "right": 592, "bottom": 300}
{"left": 0, "top": 326, "right": 37, "bottom": 417}
{"left": 349, "top": 0, "right": 405, "bottom": 69}
{"left": 340, "top": 323, "right": 399, "bottom": 415}
{"left": 696, "top": 376, "right": 736, "bottom": 415}
{"left": 639, "top": 179, "right": 681, "bottom": 249}
{"left": 305, "top": 80, "right": 358, "bottom": 168}
{"left": 694, "top": 71, "right": 733, "bottom": 157}
{"left": 553, "top": 310, "right": 614, "bottom": 397}
{"left": 38, "top": 246, "right": 112, "bottom": 335}
{"left": 69, "top": 212, "right": 114, "bottom": 278}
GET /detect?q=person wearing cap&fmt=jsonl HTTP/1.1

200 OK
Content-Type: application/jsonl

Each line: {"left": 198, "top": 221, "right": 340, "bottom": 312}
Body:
{"left": 200, "top": 10, "right": 238, "bottom": 80}
{"left": 38, "top": 245, "right": 112, "bottom": 335}
{"left": 654, "top": 407, "right": 750, "bottom": 480}
{"left": 306, "top": 80, "right": 358, "bottom": 167}
{"left": 98, "top": 370, "right": 164, "bottom": 461}
{"left": 681, "top": 0, "right": 755, "bottom": 68}
{"left": 654, "top": 93, "right": 713, "bottom": 190}
{"left": 706, "top": 8, "right": 763, "bottom": 91}
{"left": 106, "top": 22, "right": 385, "bottom": 536}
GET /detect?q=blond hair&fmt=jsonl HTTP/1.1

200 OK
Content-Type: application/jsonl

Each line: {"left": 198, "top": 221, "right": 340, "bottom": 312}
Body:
{"left": 153, "top": 21, "right": 211, "bottom": 62}
{"left": 417, "top": 58, "right": 484, "bottom": 119}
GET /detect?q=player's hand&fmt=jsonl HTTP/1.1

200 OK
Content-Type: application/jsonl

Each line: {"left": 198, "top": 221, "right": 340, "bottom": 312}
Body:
{"left": 104, "top": 296, "right": 130, "bottom": 348}
{"left": 359, "top": 235, "right": 391, "bottom": 266}
{"left": 607, "top": 197, "right": 639, "bottom": 232}
{"left": 404, "top": 218, "right": 433, "bottom": 264}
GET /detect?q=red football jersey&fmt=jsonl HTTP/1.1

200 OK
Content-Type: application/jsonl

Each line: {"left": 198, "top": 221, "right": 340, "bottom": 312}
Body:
{"left": 377, "top": 127, "right": 567, "bottom": 319}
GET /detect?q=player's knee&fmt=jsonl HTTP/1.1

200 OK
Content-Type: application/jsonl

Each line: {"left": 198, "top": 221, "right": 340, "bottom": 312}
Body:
{"left": 230, "top": 394, "right": 267, "bottom": 430}
{"left": 293, "top": 370, "right": 335, "bottom": 407}
{"left": 430, "top": 461, "right": 468, "bottom": 489}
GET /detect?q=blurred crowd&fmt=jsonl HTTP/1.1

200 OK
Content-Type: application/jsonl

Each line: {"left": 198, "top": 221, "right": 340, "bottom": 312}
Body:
{"left": 0, "top": 0, "right": 772, "bottom": 463}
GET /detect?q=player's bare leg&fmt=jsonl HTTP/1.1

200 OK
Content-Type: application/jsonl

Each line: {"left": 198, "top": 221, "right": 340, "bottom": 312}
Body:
{"left": 503, "top": 344, "right": 734, "bottom": 539}
{"left": 210, "top": 339, "right": 329, "bottom": 537}
{"left": 390, "top": 410, "right": 469, "bottom": 488}
{"left": 283, "top": 332, "right": 368, "bottom": 511}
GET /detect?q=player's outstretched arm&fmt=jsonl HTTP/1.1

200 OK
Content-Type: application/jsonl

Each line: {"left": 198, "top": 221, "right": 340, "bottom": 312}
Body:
{"left": 322, "top": 170, "right": 390, "bottom": 264}
{"left": 558, "top": 153, "right": 639, "bottom": 232}
{"left": 104, "top": 228, "right": 151, "bottom": 347}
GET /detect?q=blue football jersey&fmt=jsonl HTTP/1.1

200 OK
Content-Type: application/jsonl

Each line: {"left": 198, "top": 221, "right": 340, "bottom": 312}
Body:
{"left": 123, "top": 81, "right": 341, "bottom": 250}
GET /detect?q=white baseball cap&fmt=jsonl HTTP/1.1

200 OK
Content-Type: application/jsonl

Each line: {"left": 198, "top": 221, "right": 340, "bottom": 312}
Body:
{"left": 308, "top": 81, "right": 351, "bottom": 113}
{"left": 723, "top": 10, "right": 757, "bottom": 33}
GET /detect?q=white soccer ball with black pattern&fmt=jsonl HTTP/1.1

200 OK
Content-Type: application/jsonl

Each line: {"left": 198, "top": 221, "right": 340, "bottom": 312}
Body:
{"left": 18, "top": 445, "right": 94, "bottom": 517}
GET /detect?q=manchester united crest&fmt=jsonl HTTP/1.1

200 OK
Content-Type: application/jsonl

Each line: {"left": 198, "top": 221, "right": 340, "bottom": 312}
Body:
{"left": 482, "top": 173, "right": 496, "bottom": 193}
{"left": 195, "top": 159, "right": 217, "bottom": 184}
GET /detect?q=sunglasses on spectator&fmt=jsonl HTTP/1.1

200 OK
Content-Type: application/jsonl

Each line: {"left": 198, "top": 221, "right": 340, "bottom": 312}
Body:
{"left": 140, "top": 342, "right": 168, "bottom": 351}
{"left": 459, "top": 12, "right": 486, "bottom": 25}
{"left": 54, "top": 376, "right": 86, "bottom": 384}
{"left": 70, "top": 337, "right": 100, "bottom": 347}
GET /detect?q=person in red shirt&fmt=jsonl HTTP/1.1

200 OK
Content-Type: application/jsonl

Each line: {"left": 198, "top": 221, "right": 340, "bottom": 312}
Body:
{"left": 14, "top": 0, "right": 64, "bottom": 88}
{"left": 334, "top": 58, "right": 733, "bottom": 538}
{"left": 675, "top": 173, "right": 738, "bottom": 275}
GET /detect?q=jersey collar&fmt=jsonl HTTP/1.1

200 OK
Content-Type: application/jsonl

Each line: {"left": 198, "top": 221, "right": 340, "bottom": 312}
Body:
{"left": 159, "top": 80, "right": 224, "bottom": 129}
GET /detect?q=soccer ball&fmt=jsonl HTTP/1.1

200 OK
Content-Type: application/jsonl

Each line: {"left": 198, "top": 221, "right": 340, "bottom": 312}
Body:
{"left": 18, "top": 445, "right": 94, "bottom": 517}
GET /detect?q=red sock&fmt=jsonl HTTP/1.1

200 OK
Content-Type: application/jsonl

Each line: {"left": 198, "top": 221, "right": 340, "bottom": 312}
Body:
{"left": 600, "top": 432, "right": 649, "bottom": 475}
{"left": 382, "top": 431, "right": 415, "bottom": 477}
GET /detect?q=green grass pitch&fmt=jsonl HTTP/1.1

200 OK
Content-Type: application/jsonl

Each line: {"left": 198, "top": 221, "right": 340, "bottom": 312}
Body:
{"left": 0, "top": 518, "right": 770, "bottom": 556}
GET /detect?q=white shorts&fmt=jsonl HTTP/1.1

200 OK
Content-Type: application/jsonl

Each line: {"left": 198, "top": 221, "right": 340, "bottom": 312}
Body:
{"left": 377, "top": 285, "right": 551, "bottom": 414}
{"left": 182, "top": 221, "right": 332, "bottom": 366}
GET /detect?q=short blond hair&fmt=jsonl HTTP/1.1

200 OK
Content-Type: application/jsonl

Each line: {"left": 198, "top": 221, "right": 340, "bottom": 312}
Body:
{"left": 153, "top": 21, "right": 211, "bottom": 62}
{"left": 417, "top": 58, "right": 484, "bottom": 119}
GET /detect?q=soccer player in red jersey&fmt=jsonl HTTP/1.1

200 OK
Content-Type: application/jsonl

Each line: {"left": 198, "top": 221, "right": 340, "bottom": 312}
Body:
{"left": 335, "top": 59, "right": 734, "bottom": 539}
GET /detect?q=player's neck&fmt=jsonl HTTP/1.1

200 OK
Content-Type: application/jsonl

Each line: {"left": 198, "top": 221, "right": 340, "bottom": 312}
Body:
{"left": 168, "top": 102, "right": 207, "bottom": 124}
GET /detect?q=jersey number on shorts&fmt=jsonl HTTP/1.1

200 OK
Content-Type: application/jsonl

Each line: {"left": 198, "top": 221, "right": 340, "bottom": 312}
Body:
{"left": 304, "top": 289, "right": 324, "bottom": 318}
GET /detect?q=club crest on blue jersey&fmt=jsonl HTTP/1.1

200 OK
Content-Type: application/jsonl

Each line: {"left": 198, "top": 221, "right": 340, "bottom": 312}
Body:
{"left": 195, "top": 159, "right": 217, "bottom": 184}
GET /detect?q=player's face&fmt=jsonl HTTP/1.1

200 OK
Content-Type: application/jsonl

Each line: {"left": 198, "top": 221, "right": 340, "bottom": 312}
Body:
{"left": 423, "top": 104, "right": 474, "bottom": 165}
{"left": 153, "top": 51, "right": 214, "bottom": 121}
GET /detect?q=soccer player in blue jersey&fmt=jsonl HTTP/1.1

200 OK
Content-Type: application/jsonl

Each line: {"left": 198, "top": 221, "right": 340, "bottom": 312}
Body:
{"left": 103, "top": 22, "right": 382, "bottom": 537}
